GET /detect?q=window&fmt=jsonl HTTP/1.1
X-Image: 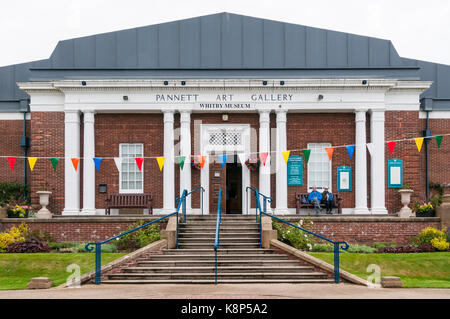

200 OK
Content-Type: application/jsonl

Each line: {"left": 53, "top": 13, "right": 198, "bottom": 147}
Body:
{"left": 307, "top": 143, "right": 332, "bottom": 192}
{"left": 119, "top": 143, "right": 143, "bottom": 193}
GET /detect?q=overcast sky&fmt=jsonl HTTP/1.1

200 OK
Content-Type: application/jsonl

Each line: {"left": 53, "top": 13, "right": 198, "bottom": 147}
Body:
{"left": 1, "top": 0, "right": 449, "bottom": 67}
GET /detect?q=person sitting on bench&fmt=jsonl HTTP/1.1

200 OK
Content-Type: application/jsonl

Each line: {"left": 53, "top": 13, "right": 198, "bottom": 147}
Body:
{"left": 321, "top": 186, "right": 334, "bottom": 214}
{"left": 308, "top": 185, "right": 323, "bottom": 215}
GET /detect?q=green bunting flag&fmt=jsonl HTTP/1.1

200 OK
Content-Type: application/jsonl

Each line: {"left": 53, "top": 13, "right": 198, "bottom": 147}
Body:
{"left": 302, "top": 149, "right": 311, "bottom": 163}
{"left": 177, "top": 156, "right": 186, "bottom": 170}
{"left": 435, "top": 135, "right": 443, "bottom": 149}
{"left": 50, "top": 158, "right": 59, "bottom": 171}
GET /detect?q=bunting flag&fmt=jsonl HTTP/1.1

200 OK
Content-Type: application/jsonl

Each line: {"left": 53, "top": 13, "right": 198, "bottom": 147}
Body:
{"left": 113, "top": 157, "right": 122, "bottom": 172}
{"left": 156, "top": 157, "right": 165, "bottom": 171}
{"left": 260, "top": 152, "right": 269, "bottom": 166}
{"left": 7, "top": 157, "right": 16, "bottom": 171}
{"left": 199, "top": 155, "right": 207, "bottom": 169}
{"left": 415, "top": 138, "right": 424, "bottom": 152}
{"left": 177, "top": 156, "right": 186, "bottom": 170}
{"left": 50, "top": 158, "right": 59, "bottom": 171}
{"left": 282, "top": 151, "right": 290, "bottom": 164}
{"left": 346, "top": 145, "right": 355, "bottom": 160}
{"left": 366, "top": 143, "right": 374, "bottom": 156}
{"left": 219, "top": 154, "right": 227, "bottom": 168}
{"left": 302, "top": 149, "right": 311, "bottom": 163}
{"left": 93, "top": 158, "right": 102, "bottom": 172}
{"left": 324, "top": 147, "right": 334, "bottom": 161}
{"left": 387, "top": 141, "right": 396, "bottom": 155}
{"left": 435, "top": 135, "right": 443, "bottom": 149}
{"left": 71, "top": 158, "right": 80, "bottom": 172}
{"left": 135, "top": 157, "right": 144, "bottom": 171}
{"left": 28, "top": 157, "right": 37, "bottom": 171}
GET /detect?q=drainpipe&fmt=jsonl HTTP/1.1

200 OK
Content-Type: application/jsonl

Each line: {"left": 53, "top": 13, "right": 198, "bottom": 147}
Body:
{"left": 19, "top": 99, "right": 30, "bottom": 199}
{"left": 422, "top": 98, "right": 432, "bottom": 203}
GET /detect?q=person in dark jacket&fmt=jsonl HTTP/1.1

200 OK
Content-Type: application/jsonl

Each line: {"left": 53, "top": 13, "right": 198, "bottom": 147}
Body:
{"left": 321, "top": 186, "right": 334, "bottom": 214}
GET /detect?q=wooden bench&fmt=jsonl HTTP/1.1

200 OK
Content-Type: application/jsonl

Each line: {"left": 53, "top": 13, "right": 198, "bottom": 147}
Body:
{"left": 295, "top": 192, "right": 343, "bottom": 214}
{"left": 105, "top": 193, "right": 153, "bottom": 215}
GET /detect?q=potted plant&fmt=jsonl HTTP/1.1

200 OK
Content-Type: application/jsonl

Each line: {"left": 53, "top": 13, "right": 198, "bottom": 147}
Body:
{"left": 6, "top": 204, "right": 30, "bottom": 218}
{"left": 414, "top": 202, "right": 435, "bottom": 217}
{"left": 36, "top": 183, "right": 52, "bottom": 219}
{"left": 245, "top": 156, "right": 260, "bottom": 172}
{"left": 397, "top": 184, "right": 414, "bottom": 217}
{"left": 191, "top": 157, "right": 203, "bottom": 170}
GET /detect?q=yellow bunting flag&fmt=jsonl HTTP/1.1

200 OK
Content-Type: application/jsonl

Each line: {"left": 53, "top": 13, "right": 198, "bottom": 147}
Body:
{"left": 325, "top": 147, "right": 335, "bottom": 161}
{"left": 156, "top": 157, "right": 165, "bottom": 171}
{"left": 28, "top": 157, "right": 37, "bottom": 171}
{"left": 282, "top": 151, "right": 290, "bottom": 164}
{"left": 415, "top": 137, "right": 424, "bottom": 152}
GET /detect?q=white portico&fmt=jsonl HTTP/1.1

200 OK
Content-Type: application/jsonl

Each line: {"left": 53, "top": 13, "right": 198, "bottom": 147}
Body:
{"left": 18, "top": 78, "right": 431, "bottom": 215}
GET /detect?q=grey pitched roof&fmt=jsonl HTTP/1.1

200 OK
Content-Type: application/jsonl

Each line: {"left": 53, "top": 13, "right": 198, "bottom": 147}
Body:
{"left": 1, "top": 12, "right": 449, "bottom": 111}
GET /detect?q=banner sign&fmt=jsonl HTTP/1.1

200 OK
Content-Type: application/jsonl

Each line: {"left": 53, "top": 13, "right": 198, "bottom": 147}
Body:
{"left": 337, "top": 166, "right": 352, "bottom": 191}
{"left": 388, "top": 159, "right": 403, "bottom": 188}
{"left": 287, "top": 155, "right": 303, "bottom": 186}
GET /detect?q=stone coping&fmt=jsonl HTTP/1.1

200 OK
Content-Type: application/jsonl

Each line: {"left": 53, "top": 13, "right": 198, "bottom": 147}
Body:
{"left": 0, "top": 215, "right": 440, "bottom": 223}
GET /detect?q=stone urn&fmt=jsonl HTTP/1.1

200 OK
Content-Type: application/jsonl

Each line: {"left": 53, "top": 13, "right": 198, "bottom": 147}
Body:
{"left": 36, "top": 191, "right": 52, "bottom": 219}
{"left": 436, "top": 194, "right": 450, "bottom": 228}
{"left": 397, "top": 189, "right": 414, "bottom": 218}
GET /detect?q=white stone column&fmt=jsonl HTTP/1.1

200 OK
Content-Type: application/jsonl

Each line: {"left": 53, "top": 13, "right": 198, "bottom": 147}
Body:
{"left": 354, "top": 109, "right": 370, "bottom": 214}
{"left": 81, "top": 110, "right": 96, "bottom": 214}
{"left": 370, "top": 109, "right": 388, "bottom": 214}
{"left": 62, "top": 110, "right": 81, "bottom": 215}
{"left": 163, "top": 110, "right": 175, "bottom": 212}
{"left": 179, "top": 110, "right": 192, "bottom": 211}
{"left": 259, "top": 110, "right": 271, "bottom": 207}
{"left": 275, "top": 110, "right": 288, "bottom": 214}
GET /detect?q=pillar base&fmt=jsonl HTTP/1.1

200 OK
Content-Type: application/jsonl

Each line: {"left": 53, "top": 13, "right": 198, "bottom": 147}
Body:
{"left": 62, "top": 208, "right": 80, "bottom": 216}
{"left": 274, "top": 208, "right": 290, "bottom": 215}
{"left": 371, "top": 207, "right": 388, "bottom": 215}
{"left": 354, "top": 207, "right": 370, "bottom": 214}
{"left": 81, "top": 208, "right": 97, "bottom": 215}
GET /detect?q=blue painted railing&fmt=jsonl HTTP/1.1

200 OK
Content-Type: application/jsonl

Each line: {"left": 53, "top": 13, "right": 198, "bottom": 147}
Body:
{"left": 245, "top": 186, "right": 273, "bottom": 219}
{"left": 247, "top": 187, "right": 349, "bottom": 283}
{"left": 176, "top": 186, "right": 205, "bottom": 221}
{"left": 213, "top": 188, "right": 222, "bottom": 285}
{"left": 85, "top": 190, "right": 188, "bottom": 285}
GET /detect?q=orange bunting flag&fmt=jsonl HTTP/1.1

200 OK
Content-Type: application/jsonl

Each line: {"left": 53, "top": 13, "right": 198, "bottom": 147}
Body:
{"left": 260, "top": 152, "right": 269, "bottom": 166}
{"left": 28, "top": 157, "right": 37, "bottom": 172}
{"left": 156, "top": 157, "right": 165, "bottom": 171}
{"left": 71, "top": 158, "right": 80, "bottom": 172}
{"left": 282, "top": 151, "right": 290, "bottom": 164}
{"left": 7, "top": 157, "right": 16, "bottom": 171}
{"left": 325, "top": 147, "right": 334, "bottom": 161}
{"left": 199, "top": 155, "right": 207, "bottom": 169}
{"left": 415, "top": 137, "right": 424, "bottom": 152}
{"left": 135, "top": 157, "right": 144, "bottom": 171}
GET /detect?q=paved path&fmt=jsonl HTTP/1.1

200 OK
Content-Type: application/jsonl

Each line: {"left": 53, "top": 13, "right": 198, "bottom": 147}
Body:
{"left": 0, "top": 283, "right": 449, "bottom": 299}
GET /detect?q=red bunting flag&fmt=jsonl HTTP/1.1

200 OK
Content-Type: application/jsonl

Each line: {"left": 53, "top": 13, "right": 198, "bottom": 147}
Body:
{"left": 324, "top": 147, "right": 334, "bottom": 161}
{"left": 7, "top": 157, "right": 16, "bottom": 171}
{"left": 387, "top": 141, "right": 396, "bottom": 155}
{"left": 260, "top": 152, "right": 269, "bottom": 166}
{"left": 71, "top": 158, "right": 80, "bottom": 172}
{"left": 135, "top": 157, "right": 144, "bottom": 171}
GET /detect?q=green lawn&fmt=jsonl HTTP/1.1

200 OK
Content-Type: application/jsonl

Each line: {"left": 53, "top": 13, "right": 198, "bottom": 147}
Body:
{"left": 0, "top": 253, "right": 127, "bottom": 290}
{"left": 308, "top": 252, "right": 450, "bottom": 288}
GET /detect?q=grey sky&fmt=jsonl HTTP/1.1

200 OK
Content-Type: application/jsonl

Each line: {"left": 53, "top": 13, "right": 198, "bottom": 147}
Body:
{"left": 1, "top": 0, "right": 449, "bottom": 67}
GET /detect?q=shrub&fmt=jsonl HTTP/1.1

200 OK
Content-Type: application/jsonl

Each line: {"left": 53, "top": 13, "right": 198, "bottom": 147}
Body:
{"left": 430, "top": 238, "right": 450, "bottom": 251}
{"left": 376, "top": 244, "right": 435, "bottom": 253}
{"left": 6, "top": 236, "right": 50, "bottom": 253}
{"left": 311, "top": 244, "right": 334, "bottom": 252}
{"left": 0, "top": 182, "right": 30, "bottom": 206}
{"left": 0, "top": 223, "right": 28, "bottom": 252}
{"left": 273, "top": 218, "right": 315, "bottom": 251}
{"left": 115, "top": 220, "right": 160, "bottom": 251}
{"left": 372, "top": 242, "right": 396, "bottom": 250}
{"left": 412, "top": 227, "right": 447, "bottom": 246}
{"left": 345, "top": 245, "right": 375, "bottom": 253}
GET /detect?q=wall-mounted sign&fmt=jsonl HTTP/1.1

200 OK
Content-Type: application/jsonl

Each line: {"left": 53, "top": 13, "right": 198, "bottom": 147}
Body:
{"left": 287, "top": 155, "right": 303, "bottom": 186}
{"left": 388, "top": 159, "right": 403, "bottom": 188}
{"left": 337, "top": 166, "right": 352, "bottom": 191}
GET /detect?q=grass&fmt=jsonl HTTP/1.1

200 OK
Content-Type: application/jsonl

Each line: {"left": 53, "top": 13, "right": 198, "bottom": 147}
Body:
{"left": 308, "top": 252, "right": 450, "bottom": 288}
{"left": 0, "top": 253, "right": 127, "bottom": 290}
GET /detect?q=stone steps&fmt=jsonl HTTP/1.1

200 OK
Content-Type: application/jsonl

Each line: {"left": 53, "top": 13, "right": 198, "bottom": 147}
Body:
{"left": 101, "top": 279, "right": 335, "bottom": 284}
{"left": 136, "top": 260, "right": 301, "bottom": 267}
{"left": 122, "top": 266, "right": 315, "bottom": 273}
{"left": 107, "top": 272, "right": 329, "bottom": 280}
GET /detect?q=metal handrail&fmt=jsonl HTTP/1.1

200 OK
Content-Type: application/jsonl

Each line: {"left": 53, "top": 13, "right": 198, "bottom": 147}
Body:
{"left": 176, "top": 186, "right": 205, "bottom": 220}
{"left": 247, "top": 187, "right": 349, "bottom": 283}
{"left": 85, "top": 190, "right": 187, "bottom": 285}
{"left": 213, "top": 188, "right": 222, "bottom": 285}
{"left": 245, "top": 186, "right": 273, "bottom": 219}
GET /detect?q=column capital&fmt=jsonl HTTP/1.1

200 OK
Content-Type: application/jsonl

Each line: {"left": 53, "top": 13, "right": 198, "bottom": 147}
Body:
{"left": 83, "top": 110, "right": 95, "bottom": 123}
{"left": 354, "top": 109, "right": 367, "bottom": 122}
{"left": 259, "top": 110, "right": 270, "bottom": 124}
{"left": 180, "top": 110, "right": 191, "bottom": 124}
{"left": 163, "top": 110, "right": 174, "bottom": 123}
{"left": 64, "top": 110, "right": 80, "bottom": 124}
{"left": 276, "top": 110, "right": 287, "bottom": 123}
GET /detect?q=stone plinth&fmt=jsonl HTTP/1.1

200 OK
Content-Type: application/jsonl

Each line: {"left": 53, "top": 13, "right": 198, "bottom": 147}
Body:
{"left": 28, "top": 277, "right": 53, "bottom": 289}
{"left": 381, "top": 276, "right": 403, "bottom": 288}
{"left": 436, "top": 194, "right": 450, "bottom": 229}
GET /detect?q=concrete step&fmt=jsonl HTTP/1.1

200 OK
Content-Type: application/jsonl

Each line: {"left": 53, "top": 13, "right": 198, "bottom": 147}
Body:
{"left": 102, "top": 279, "right": 335, "bottom": 284}
{"left": 150, "top": 254, "right": 290, "bottom": 261}
{"left": 181, "top": 227, "right": 259, "bottom": 233}
{"left": 136, "top": 260, "right": 301, "bottom": 267}
{"left": 107, "top": 272, "right": 329, "bottom": 280}
{"left": 179, "top": 232, "right": 260, "bottom": 238}
{"left": 162, "top": 248, "right": 275, "bottom": 255}
{"left": 123, "top": 266, "right": 315, "bottom": 273}
{"left": 178, "top": 243, "right": 261, "bottom": 249}
{"left": 178, "top": 238, "right": 260, "bottom": 243}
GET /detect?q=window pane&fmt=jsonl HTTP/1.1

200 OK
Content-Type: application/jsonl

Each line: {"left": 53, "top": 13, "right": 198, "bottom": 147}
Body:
{"left": 122, "top": 172, "right": 128, "bottom": 181}
{"left": 136, "top": 181, "right": 142, "bottom": 189}
{"left": 129, "top": 181, "right": 135, "bottom": 189}
{"left": 128, "top": 144, "right": 135, "bottom": 155}
{"left": 122, "top": 163, "right": 128, "bottom": 171}
{"left": 136, "top": 144, "right": 142, "bottom": 155}
{"left": 121, "top": 145, "right": 128, "bottom": 155}
{"left": 122, "top": 181, "right": 128, "bottom": 189}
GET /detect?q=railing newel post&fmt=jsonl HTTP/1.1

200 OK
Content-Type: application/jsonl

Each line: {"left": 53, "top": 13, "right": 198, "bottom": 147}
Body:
{"left": 95, "top": 243, "right": 101, "bottom": 285}
{"left": 334, "top": 242, "right": 340, "bottom": 283}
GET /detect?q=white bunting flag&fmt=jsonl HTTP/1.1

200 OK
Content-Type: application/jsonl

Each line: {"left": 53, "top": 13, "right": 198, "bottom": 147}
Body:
{"left": 113, "top": 157, "right": 122, "bottom": 172}
{"left": 238, "top": 153, "right": 246, "bottom": 166}
{"left": 366, "top": 143, "right": 374, "bottom": 156}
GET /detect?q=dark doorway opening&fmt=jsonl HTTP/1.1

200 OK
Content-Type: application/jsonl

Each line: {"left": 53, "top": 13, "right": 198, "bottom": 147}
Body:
{"left": 226, "top": 155, "right": 242, "bottom": 214}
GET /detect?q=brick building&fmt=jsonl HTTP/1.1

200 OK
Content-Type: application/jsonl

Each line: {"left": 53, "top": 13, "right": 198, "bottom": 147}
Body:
{"left": 0, "top": 12, "right": 449, "bottom": 217}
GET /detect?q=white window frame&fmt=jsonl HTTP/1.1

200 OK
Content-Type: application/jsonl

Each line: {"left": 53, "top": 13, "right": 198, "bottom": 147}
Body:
{"left": 119, "top": 143, "right": 144, "bottom": 194}
{"left": 307, "top": 143, "right": 332, "bottom": 193}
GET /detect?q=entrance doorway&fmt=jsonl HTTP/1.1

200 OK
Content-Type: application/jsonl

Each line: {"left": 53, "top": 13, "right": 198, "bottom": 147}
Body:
{"left": 226, "top": 155, "right": 242, "bottom": 214}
